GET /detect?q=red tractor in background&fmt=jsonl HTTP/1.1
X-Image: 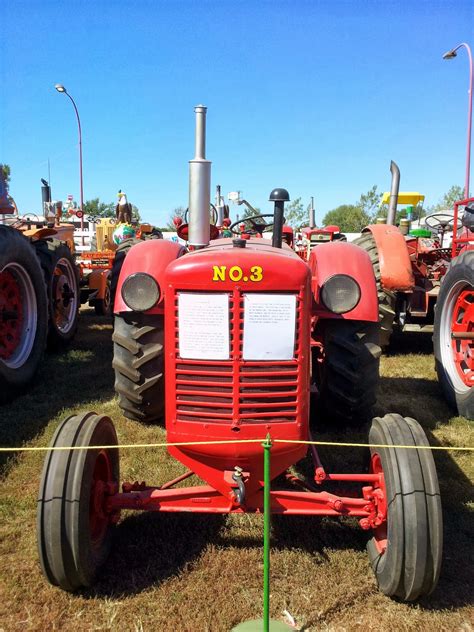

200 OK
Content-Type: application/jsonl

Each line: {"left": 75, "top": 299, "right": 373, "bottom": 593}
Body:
{"left": 354, "top": 162, "right": 468, "bottom": 347}
{"left": 433, "top": 197, "right": 474, "bottom": 419}
{"left": 37, "top": 106, "right": 442, "bottom": 603}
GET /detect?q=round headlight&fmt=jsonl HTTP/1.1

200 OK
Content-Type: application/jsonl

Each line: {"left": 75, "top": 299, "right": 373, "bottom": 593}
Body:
{"left": 121, "top": 273, "right": 160, "bottom": 311}
{"left": 320, "top": 274, "right": 361, "bottom": 314}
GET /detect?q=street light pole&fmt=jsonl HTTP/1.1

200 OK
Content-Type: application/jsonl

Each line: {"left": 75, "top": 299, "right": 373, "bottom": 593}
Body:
{"left": 54, "top": 84, "right": 84, "bottom": 237}
{"left": 443, "top": 43, "right": 473, "bottom": 199}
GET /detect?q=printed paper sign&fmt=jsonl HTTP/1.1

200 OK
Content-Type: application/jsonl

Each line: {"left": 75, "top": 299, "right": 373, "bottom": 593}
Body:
{"left": 242, "top": 294, "right": 296, "bottom": 360}
{"left": 178, "top": 293, "right": 230, "bottom": 360}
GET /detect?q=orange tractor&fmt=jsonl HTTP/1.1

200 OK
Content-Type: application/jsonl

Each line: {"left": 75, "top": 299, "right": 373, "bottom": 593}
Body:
{"left": 0, "top": 176, "right": 80, "bottom": 399}
{"left": 37, "top": 106, "right": 442, "bottom": 602}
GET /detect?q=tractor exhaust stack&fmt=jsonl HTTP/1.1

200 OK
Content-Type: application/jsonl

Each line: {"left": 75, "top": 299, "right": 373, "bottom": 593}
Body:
{"left": 309, "top": 196, "right": 315, "bottom": 229}
{"left": 387, "top": 160, "right": 400, "bottom": 225}
{"left": 188, "top": 105, "right": 211, "bottom": 248}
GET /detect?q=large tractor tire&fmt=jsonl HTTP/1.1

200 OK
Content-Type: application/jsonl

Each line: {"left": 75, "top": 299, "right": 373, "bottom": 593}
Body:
{"left": 353, "top": 233, "right": 396, "bottom": 348}
{"left": 314, "top": 319, "right": 381, "bottom": 425}
{"left": 433, "top": 250, "right": 474, "bottom": 419}
{"left": 34, "top": 239, "right": 80, "bottom": 349}
{"left": 37, "top": 412, "right": 119, "bottom": 591}
{"left": 112, "top": 313, "right": 165, "bottom": 422}
{"left": 367, "top": 414, "right": 442, "bottom": 601}
{"left": 0, "top": 226, "right": 48, "bottom": 399}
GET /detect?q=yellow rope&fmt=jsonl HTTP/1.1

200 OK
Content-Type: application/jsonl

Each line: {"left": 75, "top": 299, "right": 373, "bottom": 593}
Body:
{"left": 0, "top": 438, "right": 472, "bottom": 453}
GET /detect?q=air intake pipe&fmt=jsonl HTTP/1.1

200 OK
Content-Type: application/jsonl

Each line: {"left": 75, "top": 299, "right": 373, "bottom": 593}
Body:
{"left": 188, "top": 105, "right": 211, "bottom": 248}
{"left": 386, "top": 160, "right": 400, "bottom": 226}
{"left": 269, "top": 188, "right": 290, "bottom": 248}
{"left": 309, "top": 196, "right": 315, "bottom": 228}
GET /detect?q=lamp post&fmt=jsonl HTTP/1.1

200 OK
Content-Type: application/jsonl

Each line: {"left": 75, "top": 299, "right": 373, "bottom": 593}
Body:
{"left": 54, "top": 83, "right": 84, "bottom": 236}
{"left": 443, "top": 43, "right": 473, "bottom": 199}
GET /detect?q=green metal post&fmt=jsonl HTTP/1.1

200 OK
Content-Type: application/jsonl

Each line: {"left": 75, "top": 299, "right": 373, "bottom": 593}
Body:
{"left": 263, "top": 434, "right": 272, "bottom": 632}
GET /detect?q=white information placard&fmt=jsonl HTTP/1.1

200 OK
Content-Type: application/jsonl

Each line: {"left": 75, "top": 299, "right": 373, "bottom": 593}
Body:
{"left": 178, "top": 293, "right": 230, "bottom": 360}
{"left": 242, "top": 294, "right": 296, "bottom": 360}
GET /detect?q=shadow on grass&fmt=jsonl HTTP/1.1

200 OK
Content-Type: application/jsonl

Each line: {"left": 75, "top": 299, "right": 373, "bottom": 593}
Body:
{"left": 86, "top": 512, "right": 225, "bottom": 598}
{"left": 386, "top": 330, "right": 433, "bottom": 356}
{"left": 0, "top": 309, "right": 115, "bottom": 472}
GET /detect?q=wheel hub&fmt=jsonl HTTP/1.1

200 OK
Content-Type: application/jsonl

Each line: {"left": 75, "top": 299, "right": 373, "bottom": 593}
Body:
{"left": 367, "top": 453, "right": 388, "bottom": 554}
{"left": 0, "top": 270, "right": 23, "bottom": 360}
{"left": 451, "top": 288, "right": 474, "bottom": 387}
{"left": 52, "top": 268, "right": 75, "bottom": 329}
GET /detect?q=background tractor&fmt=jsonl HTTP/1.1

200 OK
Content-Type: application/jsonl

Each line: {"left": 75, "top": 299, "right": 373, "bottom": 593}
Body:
{"left": 354, "top": 161, "right": 463, "bottom": 347}
{"left": 0, "top": 175, "right": 79, "bottom": 400}
{"left": 37, "top": 106, "right": 442, "bottom": 603}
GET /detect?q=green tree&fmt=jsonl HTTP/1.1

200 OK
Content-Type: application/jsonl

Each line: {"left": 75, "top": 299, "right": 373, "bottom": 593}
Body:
{"left": 426, "top": 185, "right": 464, "bottom": 213}
{"left": 358, "top": 185, "right": 382, "bottom": 220}
{"left": 0, "top": 164, "right": 11, "bottom": 189}
{"left": 83, "top": 198, "right": 115, "bottom": 219}
{"left": 322, "top": 205, "right": 371, "bottom": 232}
{"left": 283, "top": 197, "right": 306, "bottom": 228}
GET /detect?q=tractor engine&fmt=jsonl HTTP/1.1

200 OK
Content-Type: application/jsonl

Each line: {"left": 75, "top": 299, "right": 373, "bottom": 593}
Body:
{"left": 164, "top": 239, "right": 311, "bottom": 499}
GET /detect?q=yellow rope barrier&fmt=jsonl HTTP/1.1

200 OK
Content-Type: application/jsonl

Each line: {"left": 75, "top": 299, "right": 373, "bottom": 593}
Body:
{"left": 0, "top": 438, "right": 472, "bottom": 453}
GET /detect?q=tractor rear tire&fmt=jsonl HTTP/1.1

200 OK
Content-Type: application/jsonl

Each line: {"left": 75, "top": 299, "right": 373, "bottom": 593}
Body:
{"left": 0, "top": 226, "right": 48, "bottom": 399}
{"left": 315, "top": 319, "right": 381, "bottom": 425}
{"left": 354, "top": 232, "right": 396, "bottom": 348}
{"left": 433, "top": 250, "right": 474, "bottom": 419}
{"left": 34, "top": 239, "right": 80, "bottom": 349}
{"left": 113, "top": 313, "right": 165, "bottom": 422}
{"left": 367, "top": 414, "right": 442, "bottom": 601}
{"left": 37, "top": 412, "right": 119, "bottom": 591}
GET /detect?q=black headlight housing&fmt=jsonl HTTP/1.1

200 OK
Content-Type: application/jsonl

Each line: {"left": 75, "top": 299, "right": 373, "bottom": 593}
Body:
{"left": 121, "top": 273, "right": 160, "bottom": 311}
{"left": 320, "top": 274, "right": 361, "bottom": 314}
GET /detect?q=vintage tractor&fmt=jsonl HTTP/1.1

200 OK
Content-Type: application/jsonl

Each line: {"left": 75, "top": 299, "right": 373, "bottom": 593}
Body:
{"left": 354, "top": 161, "right": 460, "bottom": 347}
{"left": 37, "top": 107, "right": 442, "bottom": 602}
{"left": 0, "top": 177, "right": 79, "bottom": 399}
{"left": 433, "top": 197, "right": 474, "bottom": 419}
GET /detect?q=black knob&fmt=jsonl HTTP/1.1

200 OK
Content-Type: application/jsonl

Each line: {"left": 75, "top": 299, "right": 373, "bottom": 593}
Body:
{"left": 233, "top": 238, "right": 247, "bottom": 248}
{"left": 269, "top": 188, "right": 290, "bottom": 202}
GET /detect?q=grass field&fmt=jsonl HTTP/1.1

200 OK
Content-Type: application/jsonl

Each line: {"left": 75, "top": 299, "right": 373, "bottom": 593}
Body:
{"left": 0, "top": 309, "right": 472, "bottom": 631}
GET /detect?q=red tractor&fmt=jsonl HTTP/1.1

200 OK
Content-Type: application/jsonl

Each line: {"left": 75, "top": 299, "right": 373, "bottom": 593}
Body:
{"left": 433, "top": 197, "right": 474, "bottom": 419}
{"left": 354, "top": 162, "right": 469, "bottom": 347}
{"left": 37, "top": 107, "right": 442, "bottom": 602}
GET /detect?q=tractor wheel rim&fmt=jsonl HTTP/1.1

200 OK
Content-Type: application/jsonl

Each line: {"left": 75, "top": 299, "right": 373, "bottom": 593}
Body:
{"left": 103, "top": 282, "right": 111, "bottom": 313}
{"left": 0, "top": 263, "right": 37, "bottom": 368}
{"left": 89, "top": 449, "right": 113, "bottom": 546}
{"left": 370, "top": 453, "right": 387, "bottom": 555}
{"left": 52, "top": 258, "right": 78, "bottom": 333}
{"left": 440, "top": 280, "right": 473, "bottom": 391}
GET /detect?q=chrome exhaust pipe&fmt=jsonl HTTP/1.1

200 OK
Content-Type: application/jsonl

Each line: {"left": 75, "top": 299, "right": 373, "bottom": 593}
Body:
{"left": 309, "top": 196, "right": 315, "bottom": 228}
{"left": 387, "top": 160, "right": 400, "bottom": 225}
{"left": 188, "top": 105, "right": 211, "bottom": 248}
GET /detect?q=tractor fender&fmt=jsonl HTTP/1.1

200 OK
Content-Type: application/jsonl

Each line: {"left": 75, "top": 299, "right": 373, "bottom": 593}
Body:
{"left": 310, "top": 241, "right": 378, "bottom": 321}
{"left": 88, "top": 269, "right": 110, "bottom": 298}
{"left": 363, "top": 224, "right": 415, "bottom": 291}
{"left": 114, "top": 239, "right": 185, "bottom": 314}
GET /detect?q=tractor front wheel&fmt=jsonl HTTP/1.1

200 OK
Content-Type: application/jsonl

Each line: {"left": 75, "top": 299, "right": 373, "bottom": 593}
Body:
{"left": 314, "top": 319, "right": 381, "bottom": 425}
{"left": 0, "top": 226, "right": 48, "bottom": 399}
{"left": 367, "top": 414, "right": 442, "bottom": 601}
{"left": 93, "top": 278, "right": 112, "bottom": 316}
{"left": 37, "top": 412, "right": 119, "bottom": 591}
{"left": 433, "top": 251, "right": 473, "bottom": 419}
{"left": 35, "top": 239, "right": 80, "bottom": 349}
{"left": 113, "top": 313, "right": 165, "bottom": 422}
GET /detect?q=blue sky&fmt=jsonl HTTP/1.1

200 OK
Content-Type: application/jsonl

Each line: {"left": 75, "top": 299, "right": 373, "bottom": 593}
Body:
{"left": 1, "top": 0, "right": 473, "bottom": 227}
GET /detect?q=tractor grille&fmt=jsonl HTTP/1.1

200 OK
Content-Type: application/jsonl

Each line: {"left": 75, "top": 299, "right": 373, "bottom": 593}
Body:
{"left": 174, "top": 291, "right": 302, "bottom": 425}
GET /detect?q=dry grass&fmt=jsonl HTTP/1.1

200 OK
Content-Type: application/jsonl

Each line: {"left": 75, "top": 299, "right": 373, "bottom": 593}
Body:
{"left": 0, "top": 316, "right": 472, "bottom": 631}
